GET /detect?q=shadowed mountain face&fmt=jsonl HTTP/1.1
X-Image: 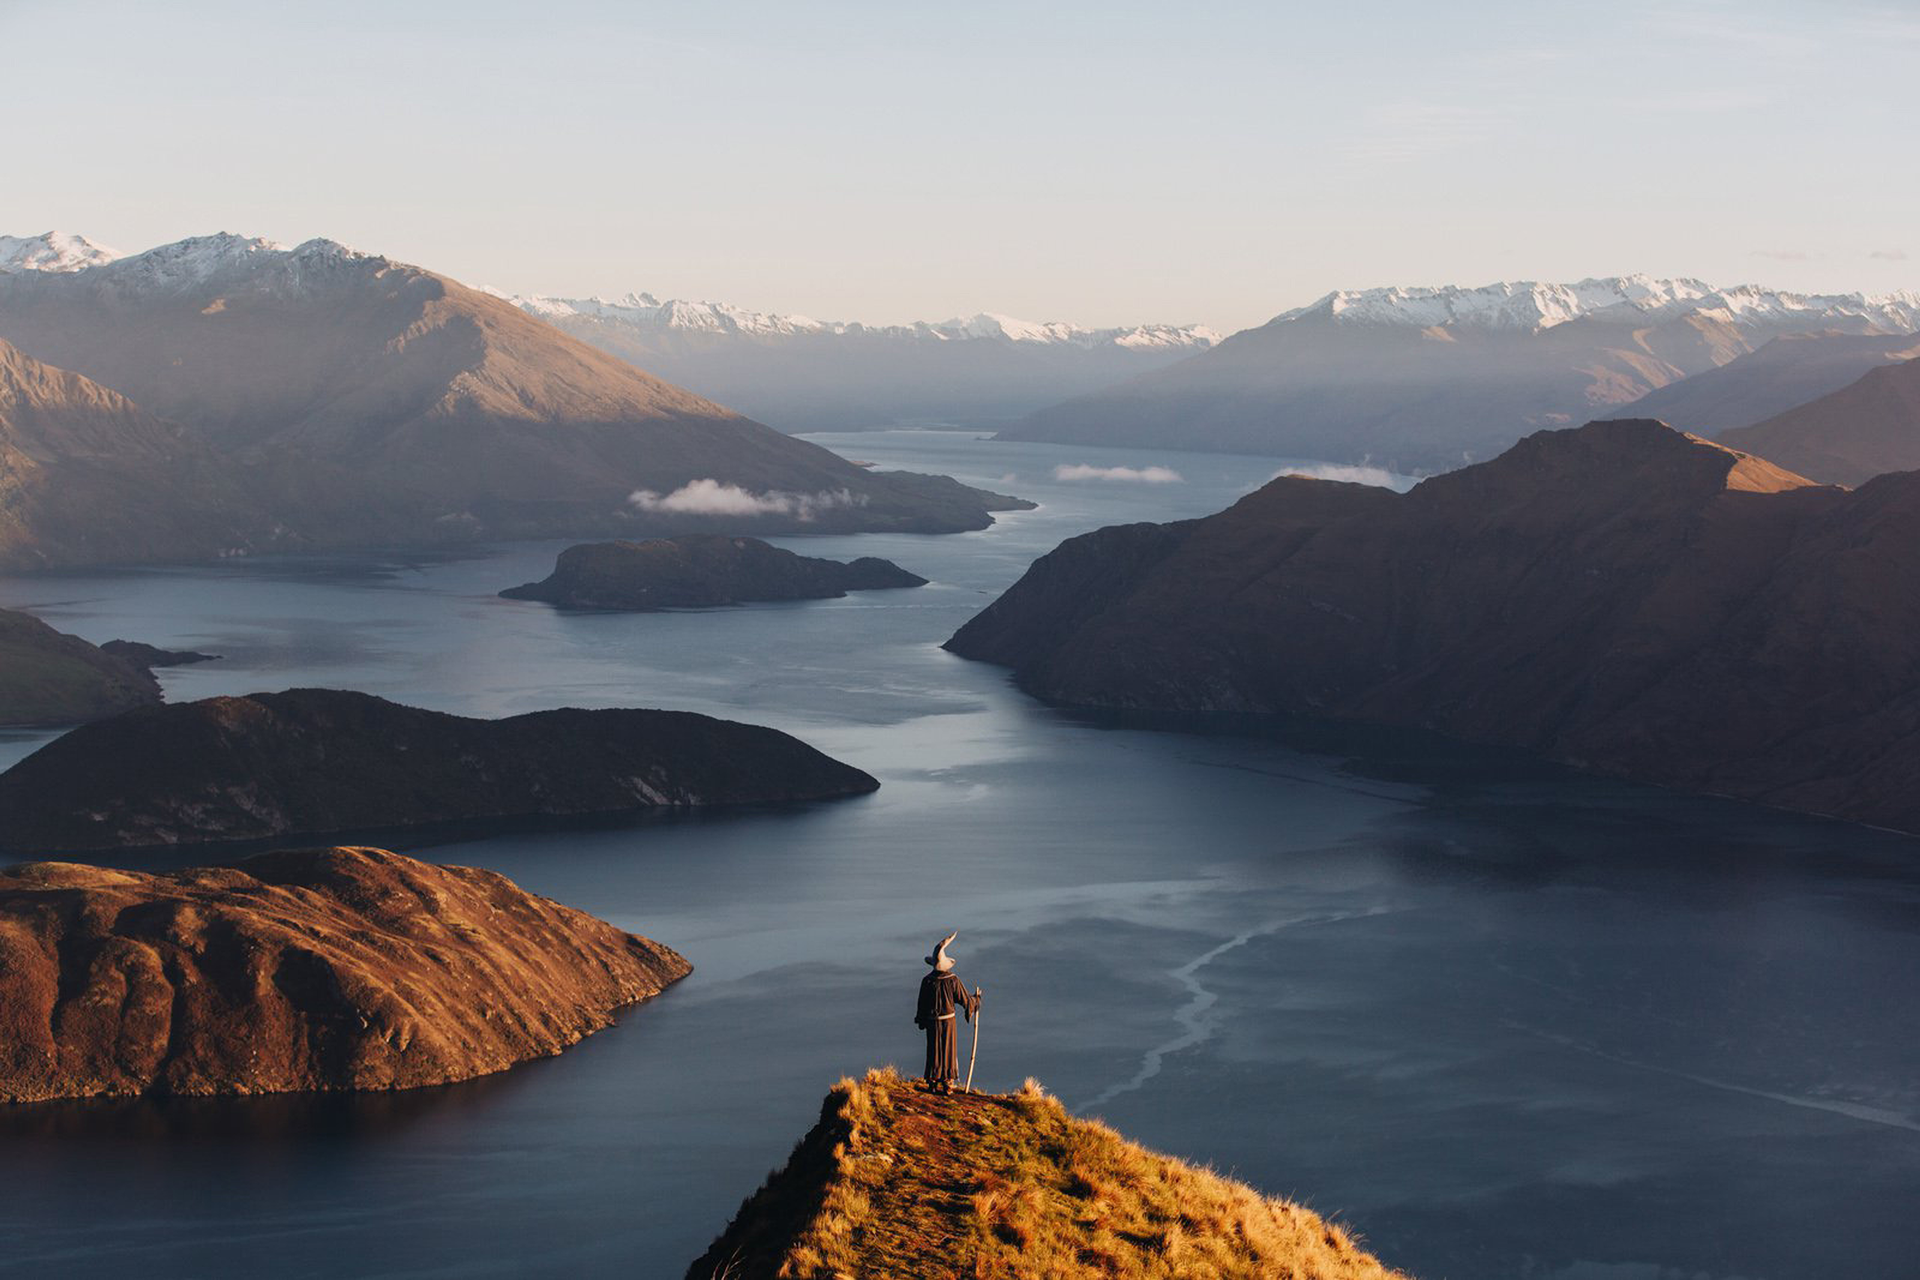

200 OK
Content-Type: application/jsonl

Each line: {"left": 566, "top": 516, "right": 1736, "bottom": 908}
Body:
{"left": 1000, "top": 279, "right": 1920, "bottom": 472}
{"left": 0, "top": 606, "right": 159, "bottom": 726}
{"left": 1612, "top": 331, "right": 1920, "bottom": 439}
{"left": 0, "top": 846, "right": 690, "bottom": 1103}
{"left": 0, "top": 339, "right": 268, "bottom": 570}
{"left": 0, "top": 235, "right": 1020, "bottom": 546}
{"left": 1719, "top": 354, "right": 1920, "bottom": 485}
{"left": 949, "top": 419, "right": 1920, "bottom": 834}
{"left": 0, "top": 688, "right": 880, "bottom": 853}
{"left": 501, "top": 536, "right": 927, "bottom": 610}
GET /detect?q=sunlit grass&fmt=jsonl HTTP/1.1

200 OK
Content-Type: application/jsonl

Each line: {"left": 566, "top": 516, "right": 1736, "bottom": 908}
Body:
{"left": 694, "top": 1066, "right": 1410, "bottom": 1279}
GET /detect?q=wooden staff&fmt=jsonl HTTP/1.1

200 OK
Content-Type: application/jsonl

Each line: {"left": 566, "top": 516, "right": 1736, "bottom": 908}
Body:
{"left": 965, "top": 987, "right": 982, "bottom": 1094}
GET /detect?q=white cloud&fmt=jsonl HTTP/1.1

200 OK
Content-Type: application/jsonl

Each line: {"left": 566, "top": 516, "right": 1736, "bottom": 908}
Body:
{"left": 1052, "top": 464, "right": 1184, "bottom": 484}
{"left": 628, "top": 479, "right": 867, "bottom": 521}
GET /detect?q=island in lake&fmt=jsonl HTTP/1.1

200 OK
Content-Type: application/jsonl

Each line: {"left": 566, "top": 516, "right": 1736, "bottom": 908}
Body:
{"left": 501, "top": 535, "right": 928, "bottom": 610}
{"left": 0, "top": 846, "right": 689, "bottom": 1103}
{"left": 0, "top": 687, "right": 879, "bottom": 853}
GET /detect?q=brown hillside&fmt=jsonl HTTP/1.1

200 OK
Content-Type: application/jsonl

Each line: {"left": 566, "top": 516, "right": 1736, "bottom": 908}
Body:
{"left": 689, "top": 1068, "right": 1408, "bottom": 1280}
{"left": 1720, "top": 354, "right": 1920, "bottom": 485}
{"left": 0, "top": 846, "right": 689, "bottom": 1103}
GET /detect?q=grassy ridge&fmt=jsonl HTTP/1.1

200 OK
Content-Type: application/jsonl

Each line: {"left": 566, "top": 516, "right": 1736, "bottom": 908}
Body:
{"left": 691, "top": 1067, "right": 1409, "bottom": 1280}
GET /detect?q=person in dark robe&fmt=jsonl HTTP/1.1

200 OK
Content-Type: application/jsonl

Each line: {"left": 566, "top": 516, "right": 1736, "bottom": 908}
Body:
{"left": 914, "top": 931, "right": 979, "bottom": 1095}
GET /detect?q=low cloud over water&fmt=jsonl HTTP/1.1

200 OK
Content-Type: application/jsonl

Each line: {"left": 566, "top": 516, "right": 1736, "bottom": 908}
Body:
{"left": 1053, "top": 464, "right": 1184, "bottom": 484}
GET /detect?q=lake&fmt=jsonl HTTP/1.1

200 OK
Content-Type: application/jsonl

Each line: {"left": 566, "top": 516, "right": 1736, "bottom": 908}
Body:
{"left": 1, "top": 430, "right": 1915, "bottom": 1280}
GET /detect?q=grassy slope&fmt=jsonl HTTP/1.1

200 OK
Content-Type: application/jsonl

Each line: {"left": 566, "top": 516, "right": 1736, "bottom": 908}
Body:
{"left": 690, "top": 1068, "right": 1410, "bottom": 1280}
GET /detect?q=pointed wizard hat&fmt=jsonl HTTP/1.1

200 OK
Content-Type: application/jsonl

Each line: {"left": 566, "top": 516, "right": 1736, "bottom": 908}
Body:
{"left": 925, "top": 930, "right": 957, "bottom": 972}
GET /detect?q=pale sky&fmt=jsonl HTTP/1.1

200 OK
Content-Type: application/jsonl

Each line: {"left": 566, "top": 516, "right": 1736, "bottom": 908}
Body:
{"left": 3, "top": 0, "right": 1916, "bottom": 332}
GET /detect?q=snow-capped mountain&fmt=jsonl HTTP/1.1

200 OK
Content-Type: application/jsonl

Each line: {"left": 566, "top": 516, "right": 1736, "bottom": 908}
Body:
{"left": 1006, "top": 276, "right": 1920, "bottom": 472}
{"left": 0, "top": 230, "right": 1025, "bottom": 556}
{"left": 77, "top": 233, "right": 379, "bottom": 292}
{"left": 502, "top": 290, "right": 1217, "bottom": 432}
{"left": 0, "top": 231, "right": 122, "bottom": 274}
{"left": 1278, "top": 275, "right": 1920, "bottom": 334}
{"left": 506, "top": 290, "right": 1217, "bottom": 351}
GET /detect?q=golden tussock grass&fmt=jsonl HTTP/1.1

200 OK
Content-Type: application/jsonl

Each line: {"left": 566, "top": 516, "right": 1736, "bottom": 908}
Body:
{"left": 688, "top": 1067, "right": 1411, "bottom": 1280}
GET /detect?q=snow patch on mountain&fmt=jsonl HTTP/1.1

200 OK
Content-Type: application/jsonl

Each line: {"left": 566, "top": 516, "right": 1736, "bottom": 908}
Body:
{"left": 1277, "top": 276, "right": 1920, "bottom": 333}
{"left": 0, "top": 231, "right": 123, "bottom": 273}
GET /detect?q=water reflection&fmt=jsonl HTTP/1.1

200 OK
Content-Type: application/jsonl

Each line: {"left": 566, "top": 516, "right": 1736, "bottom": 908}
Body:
{"left": 0, "top": 1064, "right": 536, "bottom": 1145}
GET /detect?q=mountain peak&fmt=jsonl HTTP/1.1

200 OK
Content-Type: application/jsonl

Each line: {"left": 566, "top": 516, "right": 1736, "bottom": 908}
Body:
{"left": 0, "top": 231, "right": 122, "bottom": 274}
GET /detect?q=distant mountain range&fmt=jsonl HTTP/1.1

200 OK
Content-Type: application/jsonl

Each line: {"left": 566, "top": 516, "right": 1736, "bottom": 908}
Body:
{"left": 999, "top": 276, "right": 1920, "bottom": 473}
{"left": 0, "top": 231, "right": 1028, "bottom": 568}
{"left": 504, "top": 291, "right": 1217, "bottom": 433}
{"left": 1602, "top": 331, "right": 1920, "bottom": 438}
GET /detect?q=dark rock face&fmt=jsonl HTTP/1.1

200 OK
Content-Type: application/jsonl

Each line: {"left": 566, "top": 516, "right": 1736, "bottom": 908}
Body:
{"left": 501, "top": 535, "right": 928, "bottom": 610}
{"left": 0, "top": 846, "right": 690, "bottom": 1102}
{"left": 0, "top": 688, "right": 879, "bottom": 853}
{"left": 99, "top": 639, "right": 219, "bottom": 668}
{"left": 948, "top": 419, "right": 1920, "bottom": 835}
{"left": 0, "top": 607, "right": 159, "bottom": 726}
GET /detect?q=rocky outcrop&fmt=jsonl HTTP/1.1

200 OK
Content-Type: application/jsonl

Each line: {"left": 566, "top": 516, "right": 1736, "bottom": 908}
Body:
{"left": 0, "top": 845, "right": 689, "bottom": 1102}
{"left": 688, "top": 1068, "right": 1408, "bottom": 1280}
{"left": 1720, "top": 353, "right": 1920, "bottom": 485}
{"left": 948, "top": 419, "right": 1920, "bottom": 835}
{"left": 0, "top": 688, "right": 879, "bottom": 853}
{"left": 501, "top": 536, "right": 928, "bottom": 610}
{"left": 0, "top": 607, "right": 159, "bottom": 726}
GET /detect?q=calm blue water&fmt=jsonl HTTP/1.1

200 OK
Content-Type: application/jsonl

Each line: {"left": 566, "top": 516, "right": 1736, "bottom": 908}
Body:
{"left": 0, "top": 431, "right": 1915, "bottom": 1280}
